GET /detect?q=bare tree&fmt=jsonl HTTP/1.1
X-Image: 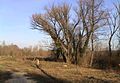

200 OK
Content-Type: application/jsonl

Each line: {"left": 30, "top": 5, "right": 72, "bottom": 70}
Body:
{"left": 32, "top": 0, "right": 107, "bottom": 65}
{"left": 32, "top": 4, "right": 72, "bottom": 63}
{"left": 74, "top": 0, "right": 107, "bottom": 64}
{"left": 117, "top": 28, "right": 120, "bottom": 49}
{"left": 107, "top": 2, "right": 120, "bottom": 66}
{"left": 117, "top": 3, "right": 120, "bottom": 50}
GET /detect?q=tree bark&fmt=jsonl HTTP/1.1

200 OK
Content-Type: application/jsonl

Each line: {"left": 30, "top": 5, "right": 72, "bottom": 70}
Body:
{"left": 90, "top": 33, "right": 94, "bottom": 67}
{"left": 108, "top": 36, "right": 112, "bottom": 67}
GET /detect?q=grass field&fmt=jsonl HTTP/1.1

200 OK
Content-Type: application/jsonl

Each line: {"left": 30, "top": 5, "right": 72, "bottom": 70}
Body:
{"left": 0, "top": 56, "right": 120, "bottom": 83}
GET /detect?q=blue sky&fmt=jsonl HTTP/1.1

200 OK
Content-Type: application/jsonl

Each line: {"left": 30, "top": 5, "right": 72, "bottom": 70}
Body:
{"left": 0, "top": 0, "right": 115, "bottom": 48}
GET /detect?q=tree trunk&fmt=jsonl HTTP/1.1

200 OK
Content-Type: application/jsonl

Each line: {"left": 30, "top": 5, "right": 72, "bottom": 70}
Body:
{"left": 66, "top": 56, "right": 71, "bottom": 64}
{"left": 90, "top": 51, "right": 94, "bottom": 67}
{"left": 77, "top": 55, "right": 81, "bottom": 65}
{"left": 109, "top": 37, "right": 112, "bottom": 68}
{"left": 76, "top": 52, "right": 84, "bottom": 65}
{"left": 90, "top": 35, "right": 94, "bottom": 67}
{"left": 62, "top": 53, "right": 67, "bottom": 62}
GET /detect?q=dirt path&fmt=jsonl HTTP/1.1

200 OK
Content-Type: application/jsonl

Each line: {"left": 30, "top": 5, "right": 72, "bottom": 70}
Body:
{"left": 5, "top": 72, "right": 36, "bottom": 83}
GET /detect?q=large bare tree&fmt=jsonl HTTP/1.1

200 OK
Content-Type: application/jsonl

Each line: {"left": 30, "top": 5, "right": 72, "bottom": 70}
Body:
{"left": 32, "top": 0, "right": 107, "bottom": 65}
{"left": 72, "top": 0, "right": 107, "bottom": 64}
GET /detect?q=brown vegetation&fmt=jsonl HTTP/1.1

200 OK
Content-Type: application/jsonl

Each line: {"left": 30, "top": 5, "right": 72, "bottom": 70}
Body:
{"left": 0, "top": 43, "right": 51, "bottom": 58}
{"left": 0, "top": 57, "right": 120, "bottom": 83}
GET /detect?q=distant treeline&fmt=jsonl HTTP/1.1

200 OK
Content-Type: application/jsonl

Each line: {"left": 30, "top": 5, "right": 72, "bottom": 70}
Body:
{"left": 0, "top": 43, "right": 51, "bottom": 57}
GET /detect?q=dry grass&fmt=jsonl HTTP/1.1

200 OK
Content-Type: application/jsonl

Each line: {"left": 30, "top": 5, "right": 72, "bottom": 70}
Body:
{"left": 0, "top": 56, "right": 120, "bottom": 83}
{"left": 38, "top": 61, "right": 120, "bottom": 82}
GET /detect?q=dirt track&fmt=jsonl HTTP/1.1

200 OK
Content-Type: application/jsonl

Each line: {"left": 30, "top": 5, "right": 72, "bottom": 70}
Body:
{"left": 5, "top": 72, "right": 36, "bottom": 83}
